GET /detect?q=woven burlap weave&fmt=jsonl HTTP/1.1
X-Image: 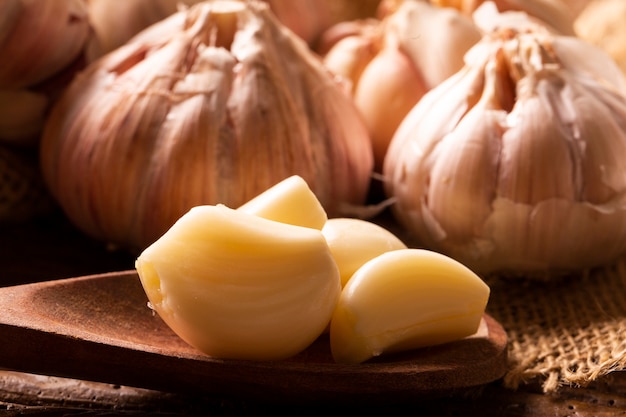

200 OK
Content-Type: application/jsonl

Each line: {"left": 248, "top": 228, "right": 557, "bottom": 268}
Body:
{"left": 485, "top": 256, "right": 626, "bottom": 393}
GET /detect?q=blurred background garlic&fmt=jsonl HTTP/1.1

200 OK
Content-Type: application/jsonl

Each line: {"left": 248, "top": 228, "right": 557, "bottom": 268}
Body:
{"left": 0, "top": 0, "right": 90, "bottom": 146}
{"left": 0, "top": 0, "right": 91, "bottom": 223}
{"left": 432, "top": 0, "right": 577, "bottom": 35}
{"left": 575, "top": 0, "right": 626, "bottom": 78}
{"left": 383, "top": 9, "right": 626, "bottom": 277}
{"left": 40, "top": 0, "right": 374, "bottom": 253}
{"left": 321, "top": 0, "right": 481, "bottom": 172}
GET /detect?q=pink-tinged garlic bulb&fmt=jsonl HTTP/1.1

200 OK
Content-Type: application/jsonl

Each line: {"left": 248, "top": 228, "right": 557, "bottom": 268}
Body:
{"left": 41, "top": 1, "right": 373, "bottom": 252}
{"left": 383, "top": 15, "right": 626, "bottom": 277}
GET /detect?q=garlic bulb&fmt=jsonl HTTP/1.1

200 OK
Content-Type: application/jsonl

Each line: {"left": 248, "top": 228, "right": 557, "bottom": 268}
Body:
{"left": 41, "top": 0, "right": 373, "bottom": 252}
{"left": 322, "top": 0, "right": 481, "bottom": 171}
{"left": 383, "top": 19, "right": 626, "bottom": 276}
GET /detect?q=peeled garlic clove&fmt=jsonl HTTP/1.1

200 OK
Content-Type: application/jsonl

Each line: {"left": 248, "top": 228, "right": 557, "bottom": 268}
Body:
{"left": 322, "top": 218, "right": 407, "bottom": 287}
{"left": 330, "top": 249, "right": 490, "bottom": 364}
{"left": 384, "top": 17, "right": 626, "bottom": 276}
{"left": 0, "top": 0, "right": 90, "bottom": 88}
{"left": 237, "top": 175, "right": 327, "bottom": 230}
{"left": 135, "top": 204, "right": 341, "bottom": 361}
{"left": 41, "top": 0, "right": 373, "bottom": 252}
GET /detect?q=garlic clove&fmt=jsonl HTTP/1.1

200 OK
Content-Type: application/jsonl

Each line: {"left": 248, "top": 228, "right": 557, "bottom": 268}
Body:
{"left": 330, "top": 249, "right": 490, "bottom": 364}
{"left": 353, "top": 40, "right": 427, "bottom": 171}
{"left": 135, "top": 204, "right": 341, "bottom": 361}
{"left": 321, "top": 22, "right": 380, "bottom": 94}
{"left": 386, "top": 1, "right": 482, "bottom": 90}
{"left": 322, "top": 218, "right": 407, "bottom": 287}
{"left": 237, "top": 175, "right": 328, "bottom": 230}
{"left": 550, "top": 35, "right": 626, "bottom": 95}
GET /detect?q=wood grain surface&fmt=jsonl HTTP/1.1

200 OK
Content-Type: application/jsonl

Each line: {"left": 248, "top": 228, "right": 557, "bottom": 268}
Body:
{"left": 2, "top": 211, "right": 626, "bottom": 416}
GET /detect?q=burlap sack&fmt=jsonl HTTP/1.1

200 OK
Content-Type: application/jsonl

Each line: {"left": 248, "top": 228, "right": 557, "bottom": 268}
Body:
{"left": 486, "top": 256, "right": 626, "bottom": 392}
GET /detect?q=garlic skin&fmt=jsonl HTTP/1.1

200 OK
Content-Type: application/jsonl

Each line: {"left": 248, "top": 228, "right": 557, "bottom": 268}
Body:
{"left": 383, "top": 21, "right": 626, "bottom": 276}
{"left": 41, "top": 1, "right": 373, "bottom": 252}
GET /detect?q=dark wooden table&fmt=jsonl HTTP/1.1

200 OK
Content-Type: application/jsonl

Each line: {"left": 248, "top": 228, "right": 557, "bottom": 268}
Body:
{"left": 3, "top": 211, "right": 626, "bottom": 416}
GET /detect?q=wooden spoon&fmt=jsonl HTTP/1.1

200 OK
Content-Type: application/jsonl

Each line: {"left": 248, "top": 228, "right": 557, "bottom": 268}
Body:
{"left": 0, "top": 271, "right": 508, "bottom": 404}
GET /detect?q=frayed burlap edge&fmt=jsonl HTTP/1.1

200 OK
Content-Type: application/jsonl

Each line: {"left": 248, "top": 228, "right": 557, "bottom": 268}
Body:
{"left": 485, "top": 256, "right": 626, "bottom": 393}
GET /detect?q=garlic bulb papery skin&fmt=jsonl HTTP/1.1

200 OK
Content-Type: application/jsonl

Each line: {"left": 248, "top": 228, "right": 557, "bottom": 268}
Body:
{"left": 40, "top": 0, "right": 373, "bottom": 253}
{"left": 323, "top": 0, "right": 481, "bottom": 171}
{"left": 383, "top": 23, "right": 626, "bottom": 277}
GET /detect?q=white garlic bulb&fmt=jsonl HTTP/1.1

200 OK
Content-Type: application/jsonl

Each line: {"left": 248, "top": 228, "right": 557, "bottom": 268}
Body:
{"left": 383, "top": 19, "right": 626, "bottom": 277}
{"left": 41, "top": 1, "right": 373, "bottom": 252}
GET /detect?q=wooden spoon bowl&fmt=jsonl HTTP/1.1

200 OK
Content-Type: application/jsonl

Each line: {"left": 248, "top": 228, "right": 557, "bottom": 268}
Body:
{"left": 0, "top": 271, "right": 508, "bottom": 404}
